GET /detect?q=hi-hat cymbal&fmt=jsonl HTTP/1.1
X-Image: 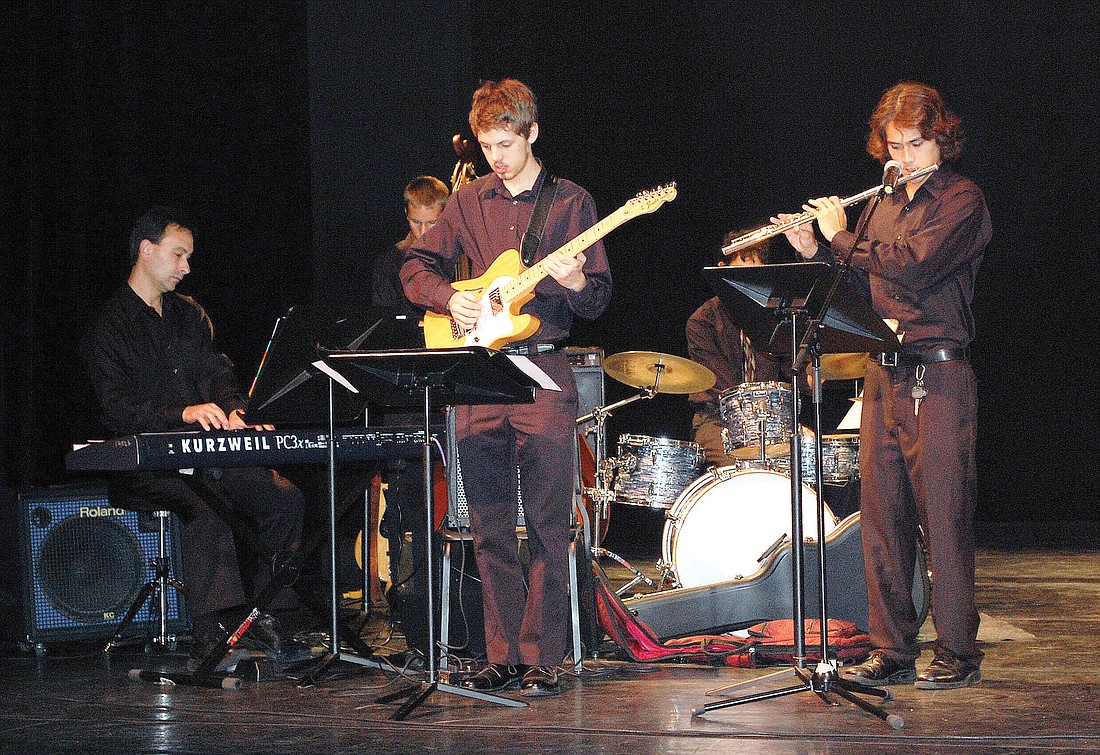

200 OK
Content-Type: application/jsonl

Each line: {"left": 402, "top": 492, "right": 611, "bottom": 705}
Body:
{"left": 603, "top": 351, "right": 716, "bottom": 395}
{"left": 819, "top": 352, "right": 870, "bottom": 381}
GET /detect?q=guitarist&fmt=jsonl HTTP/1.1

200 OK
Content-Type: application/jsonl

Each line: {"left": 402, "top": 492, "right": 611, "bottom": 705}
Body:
{"left": 401, "top": 78, "right": 612, "bottom": 697}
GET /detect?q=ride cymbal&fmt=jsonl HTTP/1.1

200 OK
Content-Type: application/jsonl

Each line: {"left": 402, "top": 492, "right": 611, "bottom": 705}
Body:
{"left": 819, "top": 352, "right": 870, "bottom": 381}
{"left": 603, "top": 351, "right": 716, "bottom": 395}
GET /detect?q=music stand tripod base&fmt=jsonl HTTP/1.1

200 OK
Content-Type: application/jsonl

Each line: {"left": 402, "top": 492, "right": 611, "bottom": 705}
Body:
{"left": 693, "top": 660, "right": 903, "bottom": 729}
{"left": 378, "top": 679, "right": 528, "bottom": 721}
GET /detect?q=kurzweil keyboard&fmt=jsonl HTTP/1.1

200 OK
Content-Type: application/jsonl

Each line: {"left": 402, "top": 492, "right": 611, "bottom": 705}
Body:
{"left": 66, "top": 425, "right": 437, "bottom": 472}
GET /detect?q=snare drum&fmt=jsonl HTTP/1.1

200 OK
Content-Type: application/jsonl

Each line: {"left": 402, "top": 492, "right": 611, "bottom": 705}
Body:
{"left": 661, "top": 468, "right": 837, "bottom": 588}
{"left": 820, "top": 434, "right": 860, "bottom": 484}
{"left": 719, "top": 381, "right": 793, "bottom": 459}
{"left": 613, "top": 434, "right": 703, "bottom": 509}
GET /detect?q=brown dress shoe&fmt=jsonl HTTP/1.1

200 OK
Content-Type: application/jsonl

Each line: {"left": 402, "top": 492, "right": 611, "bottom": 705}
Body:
{"left": 841, "top": 650, "right": 917, "bottom": 687}
{"left": 915, "top": 654, "right": 982, "bottom": 690}
{"left": 459, "top": 663, "right": 526, "bottom": 692}
{"left": 520, "top": 665, "right": 562, "bottom": 697}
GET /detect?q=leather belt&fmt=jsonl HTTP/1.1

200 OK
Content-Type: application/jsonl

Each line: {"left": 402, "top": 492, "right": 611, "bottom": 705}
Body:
{"left": 876, "top": 347, "right": 969, "bottom": 368}
{"left": 501, "top": 342, "right": 557, "bottom": 357}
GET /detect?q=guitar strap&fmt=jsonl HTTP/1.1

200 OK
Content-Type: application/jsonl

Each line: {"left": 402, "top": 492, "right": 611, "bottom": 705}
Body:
{"left": 520, "top": 170, "right": 559, "bottom": 267}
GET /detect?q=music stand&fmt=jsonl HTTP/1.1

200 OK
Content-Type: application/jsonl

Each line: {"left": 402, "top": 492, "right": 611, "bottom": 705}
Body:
{"left": 316, "top": 346, "right": 541, "bottom": 719}
{"left": 246, "top": 306, "right": 429, "bottom": 685}
{"left": 246, "top": 304, "right": 424, "bottom": 426}
{"left": 692, "top": 262, "right": 904, "bottom": 726}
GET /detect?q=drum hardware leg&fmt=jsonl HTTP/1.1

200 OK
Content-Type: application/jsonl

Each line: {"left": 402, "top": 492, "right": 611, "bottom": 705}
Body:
{"left": 758, "top": 417, "right": 768, "bottom": 464}
{"left": 654, "top": 559, "right": 678, "bottom": 588}
{"left": 595, "top": 547, "right": 659, "bottom": 596}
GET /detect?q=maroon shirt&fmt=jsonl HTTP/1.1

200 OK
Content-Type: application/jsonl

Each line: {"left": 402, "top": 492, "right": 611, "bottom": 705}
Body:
{"left": 819, "top": 166, "right": 992, "bottom": 352}
{"left": 400, "top": 170, "right": 612, "bottom": 345}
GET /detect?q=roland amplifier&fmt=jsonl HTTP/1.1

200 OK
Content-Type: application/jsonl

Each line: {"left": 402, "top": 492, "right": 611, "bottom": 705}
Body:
{"left": 16, "top": 485, "right": 188, "bottom": 645}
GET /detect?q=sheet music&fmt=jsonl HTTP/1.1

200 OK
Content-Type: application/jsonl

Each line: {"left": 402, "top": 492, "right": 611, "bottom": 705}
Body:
{"left": 312, "top": 360, "right": 360, "bottom": 393}
{"left": 837, "top": 390, "right": 863, "bottom": 431}
{"left": 506, "top": 355, "right": 561, "bottom": 391}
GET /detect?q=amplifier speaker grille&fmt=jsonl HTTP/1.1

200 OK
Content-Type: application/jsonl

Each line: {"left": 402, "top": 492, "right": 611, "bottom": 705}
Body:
{"left": 17, "top": 486, "right": 188, "bottom": 644}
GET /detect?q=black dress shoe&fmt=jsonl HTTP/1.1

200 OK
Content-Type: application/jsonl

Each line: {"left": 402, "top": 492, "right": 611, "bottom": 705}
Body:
{"left": 243, "top": 613, "right": 315, "bottom": 665}
{"left": 841, "top": 650, "right": 917, "bottom": 687}
{"left": 187, "top": 627, "right": 250, "bottom": 673}
{"left": 915, "top": 653, "right": 982, "bottom": 690}
{"left": 520, "top": 665, "right": 562, "bottom": 697}
{"left": 459, "top": 663, "right": 526, "bottom": 692}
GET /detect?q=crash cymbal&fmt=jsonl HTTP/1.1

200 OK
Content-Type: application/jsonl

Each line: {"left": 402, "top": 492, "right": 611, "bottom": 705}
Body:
{"left": 819, "top": 352, "right": 870, "bottom": 381}
{"left": 603, "top": 351, "right": 716, "bottom": 395}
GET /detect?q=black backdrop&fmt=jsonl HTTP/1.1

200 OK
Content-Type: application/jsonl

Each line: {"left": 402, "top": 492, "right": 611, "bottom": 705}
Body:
{"left": 3, "top": 2, "right": 1097, "bottom": 535}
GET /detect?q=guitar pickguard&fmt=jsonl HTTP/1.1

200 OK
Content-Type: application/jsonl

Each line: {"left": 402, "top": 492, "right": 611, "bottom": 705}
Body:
{"left": 464, "top": 276, "right": 517, "bottom": 347}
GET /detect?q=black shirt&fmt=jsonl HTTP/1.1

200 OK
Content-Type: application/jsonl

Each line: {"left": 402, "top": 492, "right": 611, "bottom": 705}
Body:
{"left": 85, "top": 285, "right": 244, "bottom": 435}
{"left": 370, "top": 237, "right": 425, "bottom": 318}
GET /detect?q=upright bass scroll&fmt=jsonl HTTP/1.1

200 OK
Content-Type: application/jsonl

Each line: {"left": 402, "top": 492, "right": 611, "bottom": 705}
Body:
{"left": 722, "top": 164, "right": 939, "bottom": 257}
{"left": 451, "top": 133, "right": 479, "bottom": 192}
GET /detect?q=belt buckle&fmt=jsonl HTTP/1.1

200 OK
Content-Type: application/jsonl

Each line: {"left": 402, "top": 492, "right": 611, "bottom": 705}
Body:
{"left": 879, "top": 352, "right": 900, "bottom": 367}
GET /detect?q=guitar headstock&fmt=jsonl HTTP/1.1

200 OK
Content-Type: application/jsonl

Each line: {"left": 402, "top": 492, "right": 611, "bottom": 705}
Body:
{"left": 624, "top": 182, "right": 678, "bottom": 216}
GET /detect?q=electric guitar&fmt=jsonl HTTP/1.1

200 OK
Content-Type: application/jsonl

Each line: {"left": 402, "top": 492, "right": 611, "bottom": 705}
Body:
{"left": 422, "top": 183, "right": 677, "bottom": 350}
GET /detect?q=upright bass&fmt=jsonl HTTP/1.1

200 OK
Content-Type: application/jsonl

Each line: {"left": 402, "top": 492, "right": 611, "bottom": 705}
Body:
{"left": 450, "top": 134, "right": 479, "bottom": 281}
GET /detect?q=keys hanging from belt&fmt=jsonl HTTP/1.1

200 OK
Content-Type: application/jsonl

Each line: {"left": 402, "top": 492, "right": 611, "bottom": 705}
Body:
{"left": 912, "top": 364, "right": 928, "bottom": 416}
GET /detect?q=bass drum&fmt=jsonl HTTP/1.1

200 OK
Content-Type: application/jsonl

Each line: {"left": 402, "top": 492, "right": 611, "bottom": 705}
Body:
{"left": 662, "top": 468, "right": 837, "bottom": 588}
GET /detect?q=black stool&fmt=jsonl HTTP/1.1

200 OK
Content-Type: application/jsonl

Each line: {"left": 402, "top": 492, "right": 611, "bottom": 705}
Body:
{"left": 103, "top": 510, "right": 187, "bottom": 653}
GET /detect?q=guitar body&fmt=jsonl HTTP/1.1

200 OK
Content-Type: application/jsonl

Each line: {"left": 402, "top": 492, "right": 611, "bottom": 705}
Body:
{"left": 422, "top": 249, "right": 541, "bottom": 349}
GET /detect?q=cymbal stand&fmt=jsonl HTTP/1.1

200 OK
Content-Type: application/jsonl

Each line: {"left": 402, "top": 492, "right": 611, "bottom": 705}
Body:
{"left": 576, "top": 374, "right": 662, "bottom": 595}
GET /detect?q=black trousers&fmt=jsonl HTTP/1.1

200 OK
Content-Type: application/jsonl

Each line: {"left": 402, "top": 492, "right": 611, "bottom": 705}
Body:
{"left": 119, "top": 467, "right": 304, "bottom": 619}
{"left": 454, "top": 351, "right": 578, "bottom": 667}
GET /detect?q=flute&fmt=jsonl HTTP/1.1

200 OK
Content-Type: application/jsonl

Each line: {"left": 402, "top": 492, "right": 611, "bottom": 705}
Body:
{"left": 722, "top": 164, "right": 939, "bottom": 256}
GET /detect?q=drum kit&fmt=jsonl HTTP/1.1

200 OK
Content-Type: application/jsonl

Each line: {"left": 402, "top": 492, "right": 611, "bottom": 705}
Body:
{"left": 577, "top": 349, "right": 867, "bottom": 595}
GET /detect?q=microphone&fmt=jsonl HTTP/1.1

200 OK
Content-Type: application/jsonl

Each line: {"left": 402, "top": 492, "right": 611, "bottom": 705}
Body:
{"left": 882, "top": 160, "right": 903, "bottom": 194}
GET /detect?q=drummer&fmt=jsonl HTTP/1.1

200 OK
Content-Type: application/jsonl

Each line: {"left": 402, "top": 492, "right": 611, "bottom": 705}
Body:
{"left": 686, "top": 232, "right": 793, "bottom": 468}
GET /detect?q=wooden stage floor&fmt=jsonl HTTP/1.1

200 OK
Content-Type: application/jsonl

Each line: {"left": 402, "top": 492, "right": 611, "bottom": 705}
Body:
{"left": 2, "top": 522, "right": 1099, "bottom": 754}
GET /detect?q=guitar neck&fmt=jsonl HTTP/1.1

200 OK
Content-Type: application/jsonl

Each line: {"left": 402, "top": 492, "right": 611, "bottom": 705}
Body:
{"left": 502, "top": 207, "right": 629, "bottom": 301}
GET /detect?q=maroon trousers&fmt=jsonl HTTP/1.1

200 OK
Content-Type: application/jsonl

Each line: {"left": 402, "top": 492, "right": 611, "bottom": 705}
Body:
{"left": 455, "top": 351, "right": 577, "bottom": 667}
{"left": 860, "top": 359, "right": 982, "bottom": 664}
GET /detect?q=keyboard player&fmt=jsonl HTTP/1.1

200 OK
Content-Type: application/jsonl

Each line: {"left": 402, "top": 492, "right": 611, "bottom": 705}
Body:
{"left": 83, "top": 207, "right": 306, "bottom": 666}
